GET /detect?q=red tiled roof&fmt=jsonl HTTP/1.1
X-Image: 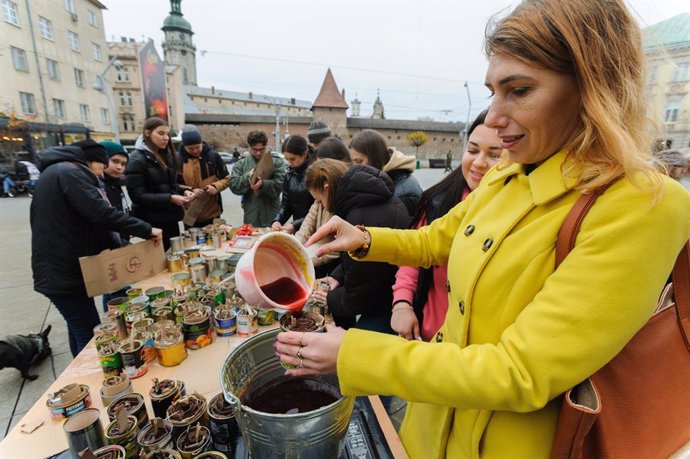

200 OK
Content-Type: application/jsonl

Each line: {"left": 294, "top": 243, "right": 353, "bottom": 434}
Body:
{"left": 312, "top": 69, "right": 349, "bottom": 109}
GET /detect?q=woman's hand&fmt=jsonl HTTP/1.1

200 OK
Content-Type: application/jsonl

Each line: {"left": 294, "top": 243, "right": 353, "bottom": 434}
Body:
{"left": 274, "top": 325, "right": 346, "bottom": 376}
{"left": 171, "top": 194, "right": 190, "bottom": 206}
{"left": 150, "top": 228, "right": 163, "bottom": 247}
{"left": 192, "top": 188, "right": 207, "bottom": 198}
{"left": 306, "top": 216, "right": 365, "bottom": 256}
{"left": 391, "top": 302, "right": 421, "bottom": 341}
{"left": 271, "top": 221, "right": 283, "bottom": 232}
{"left": 282, "top": 223, "right": 295, "bottom": 234}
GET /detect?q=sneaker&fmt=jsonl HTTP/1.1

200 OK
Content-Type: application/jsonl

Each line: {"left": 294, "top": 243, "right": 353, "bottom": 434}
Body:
{"left": 7, "top": 190, "right": 15, "bottom": 198}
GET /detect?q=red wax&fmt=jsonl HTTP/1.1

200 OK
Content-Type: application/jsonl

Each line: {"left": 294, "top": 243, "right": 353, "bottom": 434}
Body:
{"left": 260, "top": 277, "right": 307, "bottom": 307}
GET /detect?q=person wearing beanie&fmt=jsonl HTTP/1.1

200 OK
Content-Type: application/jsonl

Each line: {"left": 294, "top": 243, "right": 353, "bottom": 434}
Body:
{"left": 100, "top": 141, "right": 130, "bottom": 214}
{"left": 177, "top": 124, "right": 231, "bottom": 227}
{"left": 307, "top": 120, "right": 333, "bottom": 148}
{"left": 31, "top": 143, "right": 162, "bottom": 356}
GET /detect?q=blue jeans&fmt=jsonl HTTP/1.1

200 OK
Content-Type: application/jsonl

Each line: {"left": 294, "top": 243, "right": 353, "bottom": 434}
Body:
{"left": 3, "top": 176, "right": 15, "bottom": 194}
{"left": 48, "top": 294, "right": 101, "bottom": 357}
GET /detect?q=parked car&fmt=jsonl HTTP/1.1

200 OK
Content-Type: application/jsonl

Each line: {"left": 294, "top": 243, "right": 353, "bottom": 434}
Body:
{"left": 218, "top": 152, "right": 234, "bottom": 164}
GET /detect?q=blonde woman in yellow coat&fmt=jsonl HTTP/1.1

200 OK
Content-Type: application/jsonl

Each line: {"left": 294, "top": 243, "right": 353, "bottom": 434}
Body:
{"left": 275, "top": 0, "right": 690, "bottom": 457}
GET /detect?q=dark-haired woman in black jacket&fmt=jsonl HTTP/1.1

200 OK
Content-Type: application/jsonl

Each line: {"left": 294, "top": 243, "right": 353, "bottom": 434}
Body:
{"left": 126, "top": 117, "right": 193, "bottom": 250}
{"left": 271, "top": 135, "right": 315, "bottom": 234}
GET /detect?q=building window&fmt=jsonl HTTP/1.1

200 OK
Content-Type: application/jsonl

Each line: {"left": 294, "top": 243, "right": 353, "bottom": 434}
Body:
{"left": 1, "top": 0, "right": 19, "bottom": 26}
{"left": 68, "top": 31, "right": 80, "bottom": 52}
{"left": 11, "top": 46, "right": 28, "bottom": 72}
{"left": 126, "top": 91, "right": 132, "bottom": 106}
{"left": 19, "top": 92, "right": 36, "bottom": 114}
{"left": 119, "top": 91, "right": 125, "bottom": 106}
{"left": 46, "top": 58, "right": 59, "bottom": 80}
{"left": 37, "top": 16, "right": 56, "bottom": 40}
{"left": 74, "top": 68, "right": 85, "bottom": 88}
{"left": 673, "top": 62, "right": 690, "bottom": 82}
{"left": 91, "top": 42, "right": 101, "bottom": 61}
{"left": 64, "top": 0, "right": 76, "bottom": 14}
{"left": 116, "top": 67, "right": 129, "bottom": 82}
{"left": 664, "top": 100, "right": 681, "bottom": 123}
{"left": 100, "top": 107, "right": 110, "bottom": 125}
{"left": 87, "top": 9, "right": 97, "bottom": 27}
{"left": 79, "top": 104, "right": 90, "bottom": 122}
{"left": 122, "top": 115, "right": 134, "bottom": 132}
{"left": 53, "top": 99, "right": 65, "bottom": 118}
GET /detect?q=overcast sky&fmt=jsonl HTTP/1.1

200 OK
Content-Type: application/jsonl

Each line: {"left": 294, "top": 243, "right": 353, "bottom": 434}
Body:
{"left": 103, "top": 0, "right": 688, "bottom": 122}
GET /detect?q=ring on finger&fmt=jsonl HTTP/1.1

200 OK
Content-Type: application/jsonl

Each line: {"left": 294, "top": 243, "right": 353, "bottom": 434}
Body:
{"left": 296, "top": 346, "right": 303, "bottom": 359}
{"left": 299, "top": 333, "right": 305, "bottom": 346}
{"left": 298, "top": 356, "right": 304, "bottom": 368}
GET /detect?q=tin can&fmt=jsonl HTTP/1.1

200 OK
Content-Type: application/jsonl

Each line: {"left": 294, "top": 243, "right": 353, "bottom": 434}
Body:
{"left": 137, "top": 418, "right": 174, "bottom": 453}
{"left": 104, "top": 309, "right": 128, "bottom": 340}
{"left": 107, "top": 393, "right": 149, "bottom": 431}
{"left": 154, "top": 335, "right": 187, "bottom": 367}
{"left": 153, "top": 306, "right": 174, "bottom": 323}
{"left": 132, "top": 318, "right": 154, "bottom": 332}
{"left": 100, "top": 375, "right": 133, "bottom": 407}
{"left": 146, "top": 286, "right": 166, "bottom": 302}
{"left": 166, "top": 253, "right": 185, "bottom": 274}
{"left": 172, "top": 272, "right": 192, "bottom": 293}
{"left": 278, "top": 311, "right": 326, "bottom": 369}
{"left": 207, "top": 393, "right": 238, "bottom": 453}
{"left": 125, "top": 288, "right": 143, "bottom": 300}
{"left": 207, "top": 270, "right": 224, "bottom": 286}
{"left": 95, "top": 331, "right": 119, "bottom": 350}
{"left": 94, "top": 322, "right": 119, "bottom": 337}
{"left": 63, "top": 408, "right": 105, "bottom": 457}
{"left": 149, "top": 379, "right": 185, "bottom": 419}
{"left": 47, "top": 383, "right": 92, "bottom": 421}
{"left": 182, "top": 310, "right": 213, "bottom": 349}
{"left": 214, "top": 308, "right": 236, "bottom": 337}
{"left": 176, "top": 424, "right": 211, "bottom": 458}
{"left": 169, "top": 236, "right": 184, "bottom": 254}
{"left": 211, "top": 231, "right": 221, "bottom": 248}
{"left": 190, "top": 264, "right": 207, "bottom": 284}
{"left": 216, "top": 256, "right": 229, "bottom": 273}
{"left": 196, "top": 232, "right": 207, "bottom": 246}
{"left": 184, "top": 247, "right": 200, "bottom": 260}
{"left": 125, "top": 311, "right": 147, "bottom": 334}
{"left": 98, "top": 345, "right": 122, "bottom": 377}
{"left": 204, "top": 255, "right": 219, "bottom": 273}
{"left": 107, "top": 296, "right": 130, "bottom": 312}
{"left": 195, "top": 452, "right": 228, "bottom": 459}
{"left": 130, "top": 295, "right": 152, "bottom": 317}
{"left": 92, "top": 444, "right": 127, "bottom": 459}
{"left": 236, "top": 308, "right": 258, "bottom": 336}
{"left": 151, "top": 298, "right": 170, "bottom": 312}
{"left": 256, "top": 308, "right": 275, "bottom": 326}
{"left": 105, "top": 414, "right": 139, "bottom": 458}
{"left": 166, "top": 394, "right": 208, "bottom": 444}
{"left": 119, "top": 340, "right": 147, "bottom": 379}
{"left": 130, "top": 330, "right": 156, "bottom": 363}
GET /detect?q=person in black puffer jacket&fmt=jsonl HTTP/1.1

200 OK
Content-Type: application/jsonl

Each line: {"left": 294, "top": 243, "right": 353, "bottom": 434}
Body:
{"left": 306, "top": 159, "right": 410, "bottom": 334}
{"left": 349, "top": 129, "right": 422, "bottom": 218}
{"left": 126, "top": 117, "right": 192, "bottom": 250}
{"left": 272, "top": 135, "right": 315, "bottom": 234}
{"left": 31, "top": 142, "right": 160, "bottom": 356}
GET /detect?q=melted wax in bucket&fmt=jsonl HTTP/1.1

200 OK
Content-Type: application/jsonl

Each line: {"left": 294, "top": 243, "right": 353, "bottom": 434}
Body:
{"left": 260, "top": 277, "right": 307, "bottom": 308}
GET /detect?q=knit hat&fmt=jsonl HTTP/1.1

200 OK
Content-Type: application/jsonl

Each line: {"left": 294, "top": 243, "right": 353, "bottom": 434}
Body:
{"left": 307, "top": 120, "right": 332, "bottom": 145}
{"left": 72, "top": 139, "right": 108, "bottom": 165}
{"left": 653, "top": 149, "right": 687, "bottom": 168}
{"left": 180, "top": 124, "right": 203, "bottom": 146}
{"left": 100, "top": 141, "right": 129, "bottom": 159}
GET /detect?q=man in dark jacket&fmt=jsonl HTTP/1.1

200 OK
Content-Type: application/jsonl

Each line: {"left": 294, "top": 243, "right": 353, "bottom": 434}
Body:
{"left": 31, "top": 141, "right": 161, "bottom": 356}
{"left": 177, "top": 125, "right": 230, "bottom": 228}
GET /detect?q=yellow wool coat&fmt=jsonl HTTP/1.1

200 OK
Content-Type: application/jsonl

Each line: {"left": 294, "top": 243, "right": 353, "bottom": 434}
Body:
{"left": 336, "top": 151, "right": 690, "bottom": 458}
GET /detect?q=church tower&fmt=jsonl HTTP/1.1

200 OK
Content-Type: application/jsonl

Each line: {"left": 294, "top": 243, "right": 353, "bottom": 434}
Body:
{"left": 371, "top": 90, "right": 385, "bottom": 119}
{"left": 161, "top": 0, "right": 197, "bottom": 86}
{"left": 312, "top": 68, "right": 349, "bottom": 137}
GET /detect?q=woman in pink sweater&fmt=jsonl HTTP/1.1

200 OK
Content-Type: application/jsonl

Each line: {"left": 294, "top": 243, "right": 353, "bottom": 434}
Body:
{"left": 391, "top": 110, "right": 502, "bottom": 340}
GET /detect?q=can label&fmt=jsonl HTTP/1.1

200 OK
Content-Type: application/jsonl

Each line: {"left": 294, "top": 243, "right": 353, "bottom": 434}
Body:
{"left": 237, "top": 311, "right": 258, "bottom": 336}
{"left": 99, "top": 351, "right": 122, "bottom": 377}
{"left": 215, "top": 311, "right": 237, "bottom": 337}
{"left": 256, "top": 308, "right": 275, "bottom": 326}
{"left": 120, "top": 344, "right": 147, "bottom": 379}
{"left": 183, "top": 319, "right": 213, "bottom": 349}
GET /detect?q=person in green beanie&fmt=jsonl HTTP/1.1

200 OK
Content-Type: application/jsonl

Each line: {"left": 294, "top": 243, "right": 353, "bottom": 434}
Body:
{"left": 100, "top": 141, "right": 129, "bottom": 213}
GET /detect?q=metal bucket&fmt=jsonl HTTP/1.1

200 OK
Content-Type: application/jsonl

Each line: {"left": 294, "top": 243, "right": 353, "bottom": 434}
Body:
{"left": 220, "top": 328, "right": 353, "bottom": 459}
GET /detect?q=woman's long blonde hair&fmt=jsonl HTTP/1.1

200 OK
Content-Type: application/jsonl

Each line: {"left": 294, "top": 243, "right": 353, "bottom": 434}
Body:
{"left": 485, "top": 0, "right": 660, "bottom": 194}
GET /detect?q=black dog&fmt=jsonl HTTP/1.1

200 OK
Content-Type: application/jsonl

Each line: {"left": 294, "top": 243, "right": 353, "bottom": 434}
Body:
{"left": 0, "top": 325, "right": 52, "bottom": 380}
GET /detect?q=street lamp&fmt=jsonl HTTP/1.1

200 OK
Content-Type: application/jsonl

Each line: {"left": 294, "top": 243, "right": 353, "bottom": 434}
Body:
{"left": 92, "top": 56, "right": 123, "bottom": 142}
{"left": 462, "top": 81, "right": 472, "bottom": 152}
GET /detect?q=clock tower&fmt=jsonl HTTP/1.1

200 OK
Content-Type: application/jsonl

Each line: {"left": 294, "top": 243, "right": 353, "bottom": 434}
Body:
{"left": 161, "top": 0, "right": 197, "bottom": 85}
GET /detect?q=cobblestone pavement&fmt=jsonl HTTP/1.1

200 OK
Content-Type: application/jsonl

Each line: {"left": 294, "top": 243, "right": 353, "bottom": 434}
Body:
{"left": 0, "top": 165, "right": 451, "bottom": 438}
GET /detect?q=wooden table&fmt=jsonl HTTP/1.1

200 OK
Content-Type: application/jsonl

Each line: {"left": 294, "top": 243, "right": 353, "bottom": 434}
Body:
{"left": 0, "top": 245, "right": 408, "bottom": 459}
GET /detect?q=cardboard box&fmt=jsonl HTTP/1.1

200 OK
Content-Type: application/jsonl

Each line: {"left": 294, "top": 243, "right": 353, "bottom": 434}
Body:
{"left": 79, "top": 240, "right": 165, "bottom": 297}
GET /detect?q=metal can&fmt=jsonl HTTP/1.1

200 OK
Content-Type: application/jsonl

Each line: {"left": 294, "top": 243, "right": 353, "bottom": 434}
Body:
{"left": 166, "top": 394, "right": 208, "bottom": 444}
{"left": 119, "top": 340, "right": 147, "bottom": 379}
{"left": 171, "top": 272, "right": 192, "bottom": 293}
{"left": 107, "top": 296, "right": 130, "bottom": 312}
{"left": 47, "top": 383, "right": 92, "bottom": 421}
{"left": 105, "top": 414, "right": 140, "bottom": 458}
{"left": 125, "top": 288, "right": 143, "bottom": 300}
{"left": 130, "top": 330, "right": 156, "bottom": 363}
{"left": 169, "top": 236, "right": 184, "bottom": 254}
{"left": 130, "top": 295, "right": 152, "bottom": 317}
{"left": 93, "top": 322, "right": 119, "bottom": 337}
{"left": 182, "top": 310, "right": 213, "bottom": 349}
{"left": 214, "top": 308, "right": 236, "bottom": 337}
{"left": 153, "top": 306, "right": 174, "bottom": 323}
{"left": 256, "top": 308, "right": 275, "bottom": 326}
{"left": 125, "top": 311, "right": 147, "bottom": 334}
{"left": 98, "top": 343, "right": 122, "bottom": 377}
{"left": 149, "top": 379, "right": 185, "bottom": 419}
{"left": 145, "top": 286, "right": 166, "bottom": 302}
{"left": 176, "top": 424, "right": 211, "bottom": 458}
{"left": 95, "top": 331, "right": 119, "bottom": 350}
{"left": 107, "top": 393, "right": 149, "bottom": 431}
{"left": 190, "top": 264, "right": 207, "bottom": 284}
{"left": 236, "top": 308, "right": 258, "bottom": 336}
{"left": 207, "top": 393, "right": 238, "bottom": 453}
{"left": 100, "top": 375, "right": 133, "bottom": 407}
{"left": 104, "top": 309, "right": 128, "bottom": 340}
{"left": 137, "top": 418, "right": 174, "bottom": 453}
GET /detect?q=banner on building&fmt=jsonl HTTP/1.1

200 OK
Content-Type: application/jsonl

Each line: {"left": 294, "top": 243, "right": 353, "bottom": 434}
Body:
{"left": 139, "top": 40, "right": 168, "bottom": 120}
